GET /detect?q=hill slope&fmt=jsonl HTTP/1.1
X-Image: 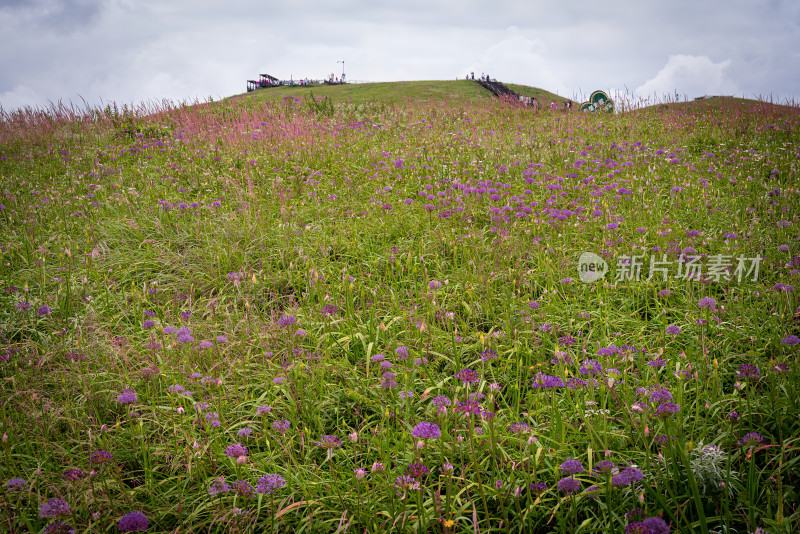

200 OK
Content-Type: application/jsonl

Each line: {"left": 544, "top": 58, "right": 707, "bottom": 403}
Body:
{"left": 229, "top": 79, "right": 571, "bottom": 106}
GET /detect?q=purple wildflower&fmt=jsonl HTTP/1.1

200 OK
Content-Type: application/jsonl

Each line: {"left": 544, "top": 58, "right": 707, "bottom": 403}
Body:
{"left": 277, "top": 315, "right": 296, "bottom": 327}
{"left": 480, "top": 348, "right": 498, "bottom": 362}
{"left": 37, "top": 305, "right": 52, "bottom": 316}
{"left": 594, "top": 460, "right": 616, "bottom": 475}
{"left": 406, "top": 462, "right": 429, "bottom": 478}
{"left": 665, "top": 325, "right": 680, "bottom": 335}
{"left": 256, "top": 474, "right": 287, "bottom": 494}
{"left": 118, "top": 512, "right": 149, "bottom": 532}
{"left": 642, "top": 517, "right": 671, "bottom": 534}
{"left": 529, "top": 482, "right": 547, "bottom": 494}
{"left": 455, "top": 400, "right": 483, "bottom": 415}
{"left": 412, "top": 422, "right": 441, "bottom": 439}
{"left": 557, "top": 476, "right": 581, "bottom": 495}
{"left": 272, "top": 419, "right": 291, "bottom": 434}
{"left": 39, "top": 498, "right": 71, "bottom": 518}
{"left": 43, "top": 521, "right": 75, "bottom": 534}
{"left": 612, "top": 467, "right": 645, "bottom": 487}
{"left": 508, "top": 422, "right": 530, "bottom": 434}
{"left": 432, "top": 395, "right": 451, "bottom": 407}
{"left": 117, "top": 388, "right": 138, "bottom": 404}
{"left": 560, "top": 459, "right": 585, "bottom": 475}
{"left": 736, "top": 363, "right": 760, "bottom": 379}
{"left": 394, "top": 474, "right": 418, "bottom": 492}
{"left": 698, "top": 297, "right": 717, "bottom": 309}
{"left": 625, "top": 523, "right": 650, "bottom": 534}
{"left": 738, "top": 432, "right": 764, "bottom": 447}
{"left": 455, "top": 368, "right": 480, "bottom": 384}
{"left": 224, "top": 443, "right": 248, "bottom": 459}
{"left": 649, "top": 389, "right": 673, "bottom": 403}
{"left": 230, "top": 480, "right": 255, "bottom": 498}
{"left": 656, "top": 402, "right": 680, "bottom": 417}
{"left": 208, "top": 477, "right": 230, "bottom": 496}
{"left": 89, "top": 450, "right": 114, "bottom": 467}
{"left": 531, "top": 373, "right": 565, "bottom": 389}
{"left": 316, "top": 435, "right": 342, "bottom": 448}
{"left": 5, "top": 477, "right": 27, "bottom": 491}
{"left": 62, "top": 469, "right": 86, "bottom": 481}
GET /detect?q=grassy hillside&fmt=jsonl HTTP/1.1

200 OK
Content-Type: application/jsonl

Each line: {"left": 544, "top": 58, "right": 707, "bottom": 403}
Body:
{"left": 230, "top": 79, "right": 573, "bottom": 107}
{"left": 1, "top": 85, "right": 799, "bottom": 534}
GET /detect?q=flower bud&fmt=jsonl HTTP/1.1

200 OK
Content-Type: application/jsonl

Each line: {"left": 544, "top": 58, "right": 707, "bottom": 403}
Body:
{"left": 371, "top": 461, "right": 385, "bottom": 473}
{"left": 349, "top": 431, "right": 358, "bottom": 443}
{"left": 236, "top": 455, "right": 247, "bottom": 465}
{"left": 177, "top": 407, "right": 185, "bottom": 415}
{"left": 354, "top": 468, "right": 367, "bottom": 480}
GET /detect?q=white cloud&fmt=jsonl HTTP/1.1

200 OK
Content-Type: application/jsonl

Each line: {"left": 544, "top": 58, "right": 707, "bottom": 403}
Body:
{"left": 463, "top": 29, "right": 566, "bottom": 96}
{"left": 635, "top": 55, "right": 740, "bottom": 102}
{"left": 0, "top": 84, "right": 47, "bottom": 112}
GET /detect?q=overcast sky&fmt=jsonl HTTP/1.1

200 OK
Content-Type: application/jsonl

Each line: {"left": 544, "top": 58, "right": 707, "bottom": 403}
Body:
{"left": 1, "top": 0, "right": 798, "bottom": 112}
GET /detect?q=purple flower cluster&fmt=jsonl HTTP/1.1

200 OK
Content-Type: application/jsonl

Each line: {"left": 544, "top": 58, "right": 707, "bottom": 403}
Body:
{"left": 411, "top": 422, "right": 441, "bottom": 439}
{"left": 557, "top": 476, "right": 581, "bottom": 495}
{"left": 560, "top": 459, "right": 585, "bottom": 475}
{"left": 39, "top": 498, "right": 71, "bottom": 518}
{"left": 208, "top": 477, "right": 230, "bottom": 496}
{"left": 612, "top": 467, "right": 645, "bottom": 487}
{"left": 455, "top": 368, "right": 479, "bottom": 384}
{"left": 625, "top": 517, "right": 670, "bottom": 534}
{"left": 655, "top": 402, "right": 680, "bottom": 417}
{"left": 406, "top": 462, "right": 429, "bottom": 478}
{"left": 118, "top": 512, "right": 149, "bottom": 532}
{"left": 277, "top": 315, "right": 296, "bottom": 327}
{"left": 272, "top": 419, "right": 291, "bottom": 434}
{"left": 736, "top": 363, "right": 760, "bottom": 379}
{"left": 224, "top": 443, "right": 248, "bottom": 459}
{"left": 531, "top": 373, "right": 565, "bottom": 389}
{"left": 62, "top": 468, "right": 86, "bottom": 481}
{"left": 43, "top": 521, "right": 75, "bottom": 534}
{"left": 117, "top": 388, "right": 138, "bottom": 404}
{"left": 508, "top": 422, "right": 530, "bottom": 434}
{"left": 256, "top": 474, "right": 287, "bottom": 494}
{"left": 316, "top": 435, "right": 342, "bottom": 448}
{"left": 89, "top": 450, "right": 114, "bottom": 467}
{"left": 6, "top": 477, "right": 27, "bottom": 491}
{"left": 738, "top": 432, "right": 764, "bottom": 447}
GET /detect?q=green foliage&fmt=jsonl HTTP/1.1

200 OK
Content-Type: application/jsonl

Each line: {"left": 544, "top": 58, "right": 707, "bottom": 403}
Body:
{"left": 0, "top": 89, "right": 798, "bottom": 533}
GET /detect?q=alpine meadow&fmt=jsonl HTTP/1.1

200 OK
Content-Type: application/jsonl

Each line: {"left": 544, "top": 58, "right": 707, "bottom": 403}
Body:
{"left": 1, "top": 81, "right": 799, "bottom": 534}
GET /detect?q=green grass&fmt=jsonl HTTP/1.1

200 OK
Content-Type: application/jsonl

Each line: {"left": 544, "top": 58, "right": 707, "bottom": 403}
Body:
{"left": 0, "top": 85, "right": 799, "bottom": 534}
{"left": 231, "top": 79, "right": 571, "bottom": 106}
